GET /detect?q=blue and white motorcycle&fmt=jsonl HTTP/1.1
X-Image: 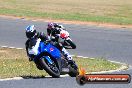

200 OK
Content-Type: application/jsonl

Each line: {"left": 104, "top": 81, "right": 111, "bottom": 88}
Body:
{"left": 27, "top": 38, "right": 78, "bottom": 78}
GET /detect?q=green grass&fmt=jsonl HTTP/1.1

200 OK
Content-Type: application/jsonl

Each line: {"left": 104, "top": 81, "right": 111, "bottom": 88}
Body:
{"left": 0, "top": 0, "right": 132, "bottom": 25}
{"left": 0, "top": 48, "right": 48, "bottom": 78}
{"left": 0, "top": 47, "right": 122, "bottom": 78}
{"left": 74, "top": 56, "right": 121, "bottom": 73}
{"left": 0, "top": 59, "right": 47, "bottom": 79}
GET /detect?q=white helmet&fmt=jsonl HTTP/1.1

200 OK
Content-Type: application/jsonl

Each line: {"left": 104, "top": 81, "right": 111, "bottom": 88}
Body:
{"left": 25, "top": 25, "right": 36, "bottom": 38}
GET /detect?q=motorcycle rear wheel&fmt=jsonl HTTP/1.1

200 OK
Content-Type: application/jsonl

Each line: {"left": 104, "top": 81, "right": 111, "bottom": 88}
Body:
{"left": 65, "top": 40, "right": 76, "bottom": 49}
{"left": 68, "top": 65, "right": 79, "bottom": 77}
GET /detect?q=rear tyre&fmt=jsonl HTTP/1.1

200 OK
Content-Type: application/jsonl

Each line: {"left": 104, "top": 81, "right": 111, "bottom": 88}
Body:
{"left": 68, "top": 65, "right": 79, "bottom": 77}
{"left": 39, "top": 56, "right": 60, "bottom": 78}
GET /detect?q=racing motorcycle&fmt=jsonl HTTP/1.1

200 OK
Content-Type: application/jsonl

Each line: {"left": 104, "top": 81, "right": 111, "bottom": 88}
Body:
{"left": 27, "top": 38, "right": 78, "bottom": 78}
{"left": 50, "top": 29, "right": 76, "bottom": 49}
{"left": 59, "top": 30, "right": 76, "bottom": 49}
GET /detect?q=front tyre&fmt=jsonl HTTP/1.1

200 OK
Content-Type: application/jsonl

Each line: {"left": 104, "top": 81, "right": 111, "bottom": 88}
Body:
{"left": 39, "top": 56, "right": 60, "bottom": 78}
{"left": 66, "top": 40, "right": 76, "bottom": 49}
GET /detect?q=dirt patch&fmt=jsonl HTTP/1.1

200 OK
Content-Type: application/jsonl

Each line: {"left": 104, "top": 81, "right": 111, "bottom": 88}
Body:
{"left": 0, "top": 47, "right": 27, "bottom": 59}
{"left": 0, "top": 50, "right": 7, "bottom": 53}
{"left": 0, "top": 15, "right": 132, "bottom": 29}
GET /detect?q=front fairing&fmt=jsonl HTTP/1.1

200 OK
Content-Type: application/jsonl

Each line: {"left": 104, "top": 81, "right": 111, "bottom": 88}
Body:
{"left": 28, "top": 38, "right": 61, "bottom": 60}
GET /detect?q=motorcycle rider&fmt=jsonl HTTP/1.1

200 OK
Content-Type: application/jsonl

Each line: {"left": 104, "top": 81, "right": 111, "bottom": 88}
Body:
{"left": 25, "top": 25, "right": 76, "bottom": 66}
{"left": 25, "top": 25, "right": 47, "bottom": 61}
{"left": 47, "top": 22, "right": 65, "bottom": 42}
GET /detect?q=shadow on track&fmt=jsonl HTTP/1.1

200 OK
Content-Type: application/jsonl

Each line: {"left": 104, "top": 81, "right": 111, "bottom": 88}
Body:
{"left": 20, "top": 75, "right": 64, "bottom": 79}
{"left": 21, "top": 75, "right": 46, "bottom": 79}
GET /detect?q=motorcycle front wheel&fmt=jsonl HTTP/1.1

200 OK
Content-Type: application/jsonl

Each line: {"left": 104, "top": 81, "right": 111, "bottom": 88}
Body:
{"left": 39, "top": 56, "right": 60, "bottom": 78}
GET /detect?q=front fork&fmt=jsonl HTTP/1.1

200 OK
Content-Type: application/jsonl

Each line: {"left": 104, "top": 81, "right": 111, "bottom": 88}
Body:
{"left": 55, "top": 58, "right": 62, "bottom": 72}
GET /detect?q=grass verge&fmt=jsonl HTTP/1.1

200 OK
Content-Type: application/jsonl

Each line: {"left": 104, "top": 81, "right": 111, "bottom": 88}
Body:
{"left": 0, "top": 0, "right": 132, "bottom": 25}
{"left": 0, "top": 47, "right": 121, "bottom": 78}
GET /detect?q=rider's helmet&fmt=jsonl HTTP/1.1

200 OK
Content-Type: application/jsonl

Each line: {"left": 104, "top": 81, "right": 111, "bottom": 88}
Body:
{"left": 25, "top": 25, "right": 36, "bottom": 39}
{"left": 47, "top": 22, "right": 54, "bottom": 29}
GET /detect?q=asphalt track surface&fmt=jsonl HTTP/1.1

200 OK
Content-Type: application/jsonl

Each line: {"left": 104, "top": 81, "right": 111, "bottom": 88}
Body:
{"left": 0, "top": 17, "right": 132, "bottom": 88}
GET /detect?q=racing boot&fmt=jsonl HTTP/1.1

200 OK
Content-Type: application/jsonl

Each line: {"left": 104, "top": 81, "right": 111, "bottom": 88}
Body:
{"left": 62, "top": 47, "right": 72, "bottom": 60}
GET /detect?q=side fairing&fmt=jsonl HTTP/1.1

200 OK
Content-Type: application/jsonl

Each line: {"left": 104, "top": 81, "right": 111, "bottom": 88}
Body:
{"left": 39, "top": 42, "right": 61, "bottom": 59}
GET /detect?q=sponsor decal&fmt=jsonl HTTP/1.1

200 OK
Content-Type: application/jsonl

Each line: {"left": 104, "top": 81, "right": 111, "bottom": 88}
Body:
{"left": 50, "top": 48, "right": 54, "bottom": 52}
